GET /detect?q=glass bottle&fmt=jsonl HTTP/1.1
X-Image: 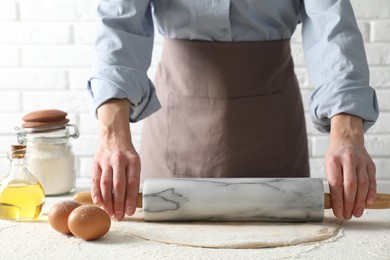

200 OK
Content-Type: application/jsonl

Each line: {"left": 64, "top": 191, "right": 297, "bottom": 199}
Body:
{"left": 0, "top": 145, "right": 45, "bottom": 220}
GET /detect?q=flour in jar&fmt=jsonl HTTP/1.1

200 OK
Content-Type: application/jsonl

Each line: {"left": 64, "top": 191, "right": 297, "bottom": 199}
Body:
{"left": 27, "top": 142, "right": 75, "bottom": 195}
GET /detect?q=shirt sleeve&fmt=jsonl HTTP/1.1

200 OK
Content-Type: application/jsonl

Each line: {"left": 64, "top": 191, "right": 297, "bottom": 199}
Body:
{"left": 87, "top": 0, "right": 161, "bottom": 122}
{"left": 301, "top": 0, "right": 379, "bottom": 133}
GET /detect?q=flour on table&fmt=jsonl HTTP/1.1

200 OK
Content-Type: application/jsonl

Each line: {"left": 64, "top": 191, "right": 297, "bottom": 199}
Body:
{"left": 111, "top": 209, "right": 343, "bottom": 249}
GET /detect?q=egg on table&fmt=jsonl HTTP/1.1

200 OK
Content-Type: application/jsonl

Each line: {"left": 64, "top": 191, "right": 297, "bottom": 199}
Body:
{"left": 48, "top": 200, "right": 81, "bottom": 234}
{"left": 68, "top": 205, "right": 111, "bottom": 241}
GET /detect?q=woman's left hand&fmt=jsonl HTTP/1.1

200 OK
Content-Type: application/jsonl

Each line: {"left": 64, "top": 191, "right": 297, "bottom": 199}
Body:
{"left": 325, "top": 114, "right": 376, "bottom": 219}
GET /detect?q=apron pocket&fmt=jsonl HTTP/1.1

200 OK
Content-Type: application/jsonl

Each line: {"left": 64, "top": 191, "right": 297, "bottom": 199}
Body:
{"left": 166, "top": 92, "right": 287, "bottom": 177}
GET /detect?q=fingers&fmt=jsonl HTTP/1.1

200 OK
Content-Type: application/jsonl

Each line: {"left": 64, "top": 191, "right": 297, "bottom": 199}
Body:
{"left": 100, "top": 166, "right": 114, "bottom": 217}
{"left": 327, "top": 151, "right": 377, "bottom": 219}
{"left": 342, "top": 159, "right": 357, "bottom": 219}
{"left": 351, "top": 165, "right": 367, "bottom": 218}
{"left": 91, "top": 161, "right": 103, "bottom": 205}
{"left": 125, "top": 155, "right": 141, "bottom": 216}
{"left": 92, "top": 149, "right": 141, "bottom": 221}
{"left": 112, "top": 159, "right": 126, "bottom": 221}
{"left": 326, "top": 158, "right": 344, "bottom": 218}
{"left": 366, "top": 162, "right": 377, "bottom": 205}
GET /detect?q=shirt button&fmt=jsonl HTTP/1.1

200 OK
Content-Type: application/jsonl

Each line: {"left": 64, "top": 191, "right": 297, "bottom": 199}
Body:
{"left": 220, "top": 28, "right": 228, "bottom": 37}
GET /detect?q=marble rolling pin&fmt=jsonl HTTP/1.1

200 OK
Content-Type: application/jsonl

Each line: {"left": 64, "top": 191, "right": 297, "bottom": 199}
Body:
{"left": 74, "top": 178, "right": 390, "bottom": 222}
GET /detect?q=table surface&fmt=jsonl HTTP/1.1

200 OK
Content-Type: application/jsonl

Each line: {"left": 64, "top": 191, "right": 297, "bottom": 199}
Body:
{"left": 1, "top": 179, "right": 390, "bottom": 260}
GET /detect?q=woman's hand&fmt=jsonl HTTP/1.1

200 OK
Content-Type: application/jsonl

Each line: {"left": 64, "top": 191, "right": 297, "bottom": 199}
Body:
{"left": 325, "top": 114, "right": 376, "bottom": 219}
{"left": 91, "top": 99, "right": 141, "bottom": 221}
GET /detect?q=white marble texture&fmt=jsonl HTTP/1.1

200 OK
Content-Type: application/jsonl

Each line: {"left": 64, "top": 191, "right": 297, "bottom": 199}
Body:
{"left": 142, "top": 178, "right": 324, "bottom": 222}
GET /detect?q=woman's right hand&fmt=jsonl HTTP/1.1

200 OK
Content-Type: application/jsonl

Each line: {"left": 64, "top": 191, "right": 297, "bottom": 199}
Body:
{"left": 91, "top": 99, "right": 141, "bottom": 221}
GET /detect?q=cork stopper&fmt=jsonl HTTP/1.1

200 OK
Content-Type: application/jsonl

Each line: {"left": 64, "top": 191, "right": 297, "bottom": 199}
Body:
{"left": 11, "top": 145, "right": 27, "bottom": 159}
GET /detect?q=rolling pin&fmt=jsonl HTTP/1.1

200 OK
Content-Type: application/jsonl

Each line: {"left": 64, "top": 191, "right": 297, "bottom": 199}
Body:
{"left": 74, "top": 178, "right": 390, "bottom": 222}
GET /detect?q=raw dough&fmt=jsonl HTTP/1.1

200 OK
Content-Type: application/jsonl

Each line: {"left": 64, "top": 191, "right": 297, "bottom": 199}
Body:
{"left": 111, "top": 209, "right": 343, "bottom": 249}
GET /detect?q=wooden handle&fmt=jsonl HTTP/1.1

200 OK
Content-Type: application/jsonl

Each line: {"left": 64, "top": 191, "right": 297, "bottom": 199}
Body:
{"left": 73, "top": 191, "right": 143, "bottom": 208}
{"left": 324, "top": 193, "right": 390, "bottom": 209}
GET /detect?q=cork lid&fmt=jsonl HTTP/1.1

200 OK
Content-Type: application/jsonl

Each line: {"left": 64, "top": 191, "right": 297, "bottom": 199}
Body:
{"left": 22, "top": 109, "right": 69, "bottom": 128}
{"left": 11, "top": 144, "right": 27, "bottom": 159}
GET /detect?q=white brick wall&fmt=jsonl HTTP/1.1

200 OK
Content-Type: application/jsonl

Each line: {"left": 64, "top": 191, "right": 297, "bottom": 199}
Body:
{"left": 0, "top": 0, "right": 389, "bottom": 183}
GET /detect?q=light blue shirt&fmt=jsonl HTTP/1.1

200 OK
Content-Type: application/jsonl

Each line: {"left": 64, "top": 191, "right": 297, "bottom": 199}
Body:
{"left": 88, "top": 0, "right": 379, "bottom": 133}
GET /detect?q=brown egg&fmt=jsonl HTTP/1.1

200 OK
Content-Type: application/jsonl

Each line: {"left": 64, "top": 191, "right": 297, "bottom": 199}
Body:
{"left": 48, "top": 200, "right": 81, "bottom": 234}
{"left": 73, "top": 191, "right": 101, "bottom": 206}
{"left": 68, "top": 205, "right": 111, "bottom": 241}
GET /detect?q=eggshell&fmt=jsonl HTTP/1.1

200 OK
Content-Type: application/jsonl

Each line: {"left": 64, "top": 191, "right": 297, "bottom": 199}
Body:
{"left": 48, "top": 200, "right": 81, "bottom": 234}
{"left": 68, "top": 205, "right": 111, "bottom": 241}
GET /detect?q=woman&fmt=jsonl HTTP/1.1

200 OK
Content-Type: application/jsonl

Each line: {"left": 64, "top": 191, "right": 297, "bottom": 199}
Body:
{"left": 88, "top": 0, "right": 379, "bottom": 221}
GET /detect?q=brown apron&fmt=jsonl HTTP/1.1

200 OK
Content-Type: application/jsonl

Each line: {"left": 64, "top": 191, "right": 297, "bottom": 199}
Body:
{"left": 140, "top": 38, "right": 309, "bottom": 181}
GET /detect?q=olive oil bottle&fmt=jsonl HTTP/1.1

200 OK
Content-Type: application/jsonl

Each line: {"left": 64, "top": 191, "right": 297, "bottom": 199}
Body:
{"left": 0, "top": 145, "right": 45, "bottom": 220}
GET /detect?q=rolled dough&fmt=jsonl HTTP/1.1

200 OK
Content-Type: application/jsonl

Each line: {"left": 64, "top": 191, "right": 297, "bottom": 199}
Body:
{"left": 111, "top": 209, "right": 343, "bottom": 249}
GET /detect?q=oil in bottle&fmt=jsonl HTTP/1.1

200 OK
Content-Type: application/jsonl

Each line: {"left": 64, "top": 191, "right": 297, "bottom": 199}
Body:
{"left": 0, "top": 145, "right": 45, "bottom": 220}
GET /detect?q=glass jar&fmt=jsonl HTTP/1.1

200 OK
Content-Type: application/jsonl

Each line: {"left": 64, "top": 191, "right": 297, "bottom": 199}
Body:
{"left": 15, "top": 124, "right": 79, "bottom": 195}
